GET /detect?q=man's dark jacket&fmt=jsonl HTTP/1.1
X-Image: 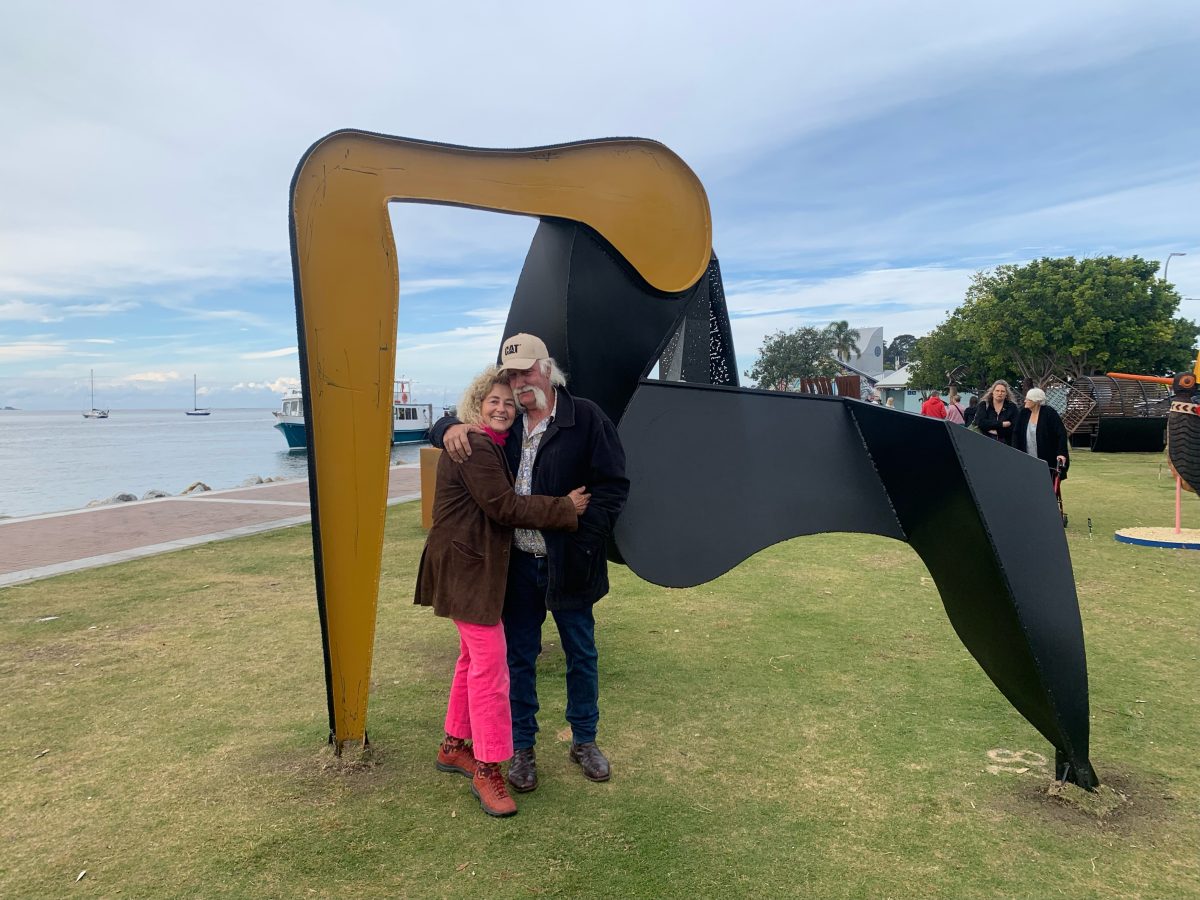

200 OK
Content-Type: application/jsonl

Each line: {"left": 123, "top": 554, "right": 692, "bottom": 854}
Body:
{"left": 431, "top": 386, "right": 629, "bottom": 610}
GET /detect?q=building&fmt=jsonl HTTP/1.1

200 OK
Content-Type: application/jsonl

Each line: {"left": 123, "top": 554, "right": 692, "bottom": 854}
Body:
{"left": 838, "top": 327, "right": 885, "bottom": 377}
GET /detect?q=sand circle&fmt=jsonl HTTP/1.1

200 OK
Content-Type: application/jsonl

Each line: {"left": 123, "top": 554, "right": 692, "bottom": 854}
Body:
{"left": 1114, "top": 527, "right": 1200, "bottom": 550}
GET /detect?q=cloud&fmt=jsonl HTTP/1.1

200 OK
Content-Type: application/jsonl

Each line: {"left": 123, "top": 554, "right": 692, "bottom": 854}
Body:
{"left": 240, "top": 347, "right": 297, "bottom": 360}
{"left": 0, "top": 341, "right": 69, "bottom": 361}
{"left": 121, "top": 370, "right": 183, "bottom": 384}
{"left": 0, "top": 299, "right": 62, "bottom": 323}
{"left": 232, "top": 377, "right": 300, "bottom": 394}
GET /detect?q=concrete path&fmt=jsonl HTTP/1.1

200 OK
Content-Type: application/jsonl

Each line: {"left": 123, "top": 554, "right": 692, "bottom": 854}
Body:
{"left": 0, "top": 465, "right": 422, "bottom": 588}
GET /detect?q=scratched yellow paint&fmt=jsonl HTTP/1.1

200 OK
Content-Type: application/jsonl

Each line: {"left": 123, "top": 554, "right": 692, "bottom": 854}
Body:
{"left": 289, "top": 131, "right": 712, "bottom": 749}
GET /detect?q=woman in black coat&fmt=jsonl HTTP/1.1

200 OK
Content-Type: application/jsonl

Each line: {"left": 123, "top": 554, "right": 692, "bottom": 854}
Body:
{"left": 975, "top": 379, "right": 1020, "bottom": 445}
{"left": 1013, "top": 386, "right": 1069, "bottom": 480}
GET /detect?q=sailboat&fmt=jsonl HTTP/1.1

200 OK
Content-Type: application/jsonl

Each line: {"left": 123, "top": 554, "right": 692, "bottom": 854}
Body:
{"left": 82, "top": 370, "right": 109, "bottom": 419}
{"left": 186, "top": 374, "right": 211, "bottom": 416}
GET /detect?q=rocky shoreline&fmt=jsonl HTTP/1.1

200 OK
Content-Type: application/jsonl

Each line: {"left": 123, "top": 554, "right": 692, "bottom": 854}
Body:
{"left": 85, "top": 475, "right": 291, "bottom": 508}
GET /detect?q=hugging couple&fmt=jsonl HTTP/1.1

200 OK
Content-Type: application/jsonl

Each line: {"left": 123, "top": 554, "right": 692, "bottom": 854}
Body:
{"left": 414, "top": 333, "right": 629, "bottom": 817}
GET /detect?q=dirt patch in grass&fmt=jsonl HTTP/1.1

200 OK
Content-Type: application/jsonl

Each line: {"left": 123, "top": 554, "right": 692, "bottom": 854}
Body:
{"left": 1007, "top": 769, "right": 1175, "bottom": 833}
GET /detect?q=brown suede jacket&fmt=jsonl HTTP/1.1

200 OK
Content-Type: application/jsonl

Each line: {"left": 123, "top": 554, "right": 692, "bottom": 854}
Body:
{"left": 414, "top": 432, "right": 578, "bottom": 624}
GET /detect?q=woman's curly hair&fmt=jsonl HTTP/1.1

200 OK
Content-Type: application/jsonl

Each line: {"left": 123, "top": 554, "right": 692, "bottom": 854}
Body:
{"left": 457, "top": 366, "right": 509, "bottom": 426}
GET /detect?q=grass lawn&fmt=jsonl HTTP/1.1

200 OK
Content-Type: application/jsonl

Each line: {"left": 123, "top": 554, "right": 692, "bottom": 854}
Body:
{"left": 1, "top": 449, "right": 1198, "bottom": 898}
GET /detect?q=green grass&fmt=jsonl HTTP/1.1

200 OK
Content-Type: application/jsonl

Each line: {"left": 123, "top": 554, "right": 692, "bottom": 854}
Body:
{"left": 1, "top": 450, "right": 1198, "bottom": 898}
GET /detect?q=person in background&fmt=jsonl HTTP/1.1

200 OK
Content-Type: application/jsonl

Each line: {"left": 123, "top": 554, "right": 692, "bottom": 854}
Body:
{"left": 963, "top": 395, "right": 980, "bottom": 427}
{"left": 434, "top": 333, "right": 629, "bottom": 794}
{"left": 885, "top": 396, "right": 896, "bottom": 409}
{"left": 920, "top": 390, "right": 947, "bottom": 419}
{"left": 945, "top": 387, "right": 966, "bottom": 425}
{"left": 975, "top": 379, "right": 1019, "bottom": 444}
{"left": 415, "top": 368, "right": 590, "bottom": 818}
{"left": 1013, "top": 386, "right": 1069, "bottom": 482}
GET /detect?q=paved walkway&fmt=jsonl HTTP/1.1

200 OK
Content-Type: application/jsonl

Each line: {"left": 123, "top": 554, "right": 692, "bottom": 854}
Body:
{"left": 0, "top": 465, "right": 422, "bottom": 588}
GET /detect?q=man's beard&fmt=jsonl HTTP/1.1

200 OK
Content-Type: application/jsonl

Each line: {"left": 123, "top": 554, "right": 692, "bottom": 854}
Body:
{"left": 516, "top": 385, "right": 548, "bottom": 411}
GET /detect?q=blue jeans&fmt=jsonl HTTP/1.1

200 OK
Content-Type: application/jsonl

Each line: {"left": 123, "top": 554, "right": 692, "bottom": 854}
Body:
{"left": 504, "top": 549, "right": 599, "bottom": 749}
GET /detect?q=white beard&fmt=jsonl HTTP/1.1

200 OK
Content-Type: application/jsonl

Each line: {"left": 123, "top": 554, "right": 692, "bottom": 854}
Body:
{"left": 516, "top": 385, "right": 548, "bottom": 411}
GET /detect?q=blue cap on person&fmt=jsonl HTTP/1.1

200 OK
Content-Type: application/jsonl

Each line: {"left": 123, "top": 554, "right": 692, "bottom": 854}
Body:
{"left": 500, "top": 333, "right": 549, "bottom": 371}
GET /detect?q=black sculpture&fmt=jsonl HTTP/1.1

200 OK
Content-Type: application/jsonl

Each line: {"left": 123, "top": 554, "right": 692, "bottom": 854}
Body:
{"left": 501, "top": 219, "right": 1099, "bottom": 789}
{"left": 289, "top": 132, "right": 1097, "bottom": 789}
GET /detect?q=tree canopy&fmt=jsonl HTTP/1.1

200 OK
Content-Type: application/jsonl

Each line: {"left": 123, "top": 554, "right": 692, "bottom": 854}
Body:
{"left": 746, "top": 326, "right": 841, "bottom": 389}
{"left": 825, "top": 320, "right": 861, "bottom": 363}
{"left": 908, "top": 256, "right": 1198, "bottom": 390}
{"left": 885, "top": 334, "right": 917, "bottom": 369}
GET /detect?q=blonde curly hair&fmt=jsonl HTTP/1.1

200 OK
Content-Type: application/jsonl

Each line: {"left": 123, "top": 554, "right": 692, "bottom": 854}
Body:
{"left": 457, "top": 366, "right": 510, "bottom": 426}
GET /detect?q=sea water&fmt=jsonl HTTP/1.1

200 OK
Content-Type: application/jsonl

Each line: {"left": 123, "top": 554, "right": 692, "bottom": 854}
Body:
{"left": 0, "top": 409, "right": 425, "bottom": 519}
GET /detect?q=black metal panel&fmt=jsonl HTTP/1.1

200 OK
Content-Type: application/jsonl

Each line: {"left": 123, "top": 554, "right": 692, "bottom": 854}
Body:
{"left": 502, "top": 219, "right": 691, "bottom": 425}
{"left": 615, "top": 383, "right": 903, "bottom": 585}
{"left": 615, "top": 381, "right": 1096, "bottom": 787}
{"left": 852, "top": 402, "right": 1092, "bottom": 782}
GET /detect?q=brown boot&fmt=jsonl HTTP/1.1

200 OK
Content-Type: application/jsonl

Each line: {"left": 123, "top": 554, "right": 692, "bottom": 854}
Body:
{"left": 569, "top": 741, "right": 611, "bottom": 782}
{"left": 507, "top": 747, "right": 538, "bottom": 793}
{"left": 436, "top": 735, "right": 474, "bottom": 778}
{"left": 471, "top": 762, "right": 517, "bottom": 817}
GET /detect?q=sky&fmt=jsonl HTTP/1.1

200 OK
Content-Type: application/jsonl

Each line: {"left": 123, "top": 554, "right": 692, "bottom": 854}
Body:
{"left": 2, "top": 1, "right": 1198, "bottom": 410}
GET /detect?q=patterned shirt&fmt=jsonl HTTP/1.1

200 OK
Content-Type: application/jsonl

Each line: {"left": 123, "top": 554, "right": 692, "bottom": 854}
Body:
{"left": 513, "top": 391, "right": 556, "bottom": 555}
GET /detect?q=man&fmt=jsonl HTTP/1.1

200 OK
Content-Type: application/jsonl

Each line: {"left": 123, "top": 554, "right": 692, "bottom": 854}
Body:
{"left": 433, "top": 333, "right": 629, "bottom": 792}
{"left": 920, "top": 391, "right": 947, "bottom": 419}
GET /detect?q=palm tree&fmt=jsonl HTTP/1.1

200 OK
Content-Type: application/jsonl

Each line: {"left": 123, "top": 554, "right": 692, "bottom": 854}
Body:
{"left": 826, "top": 321, "right": 860, "bottom": 363}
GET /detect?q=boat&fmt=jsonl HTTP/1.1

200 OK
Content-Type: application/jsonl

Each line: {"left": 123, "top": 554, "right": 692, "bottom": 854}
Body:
{"left": 186, "top": 374, "right": 211, "bottom": 416}
{"left": 82, "top": 369, "right": 109, "bottom": 419}
{"left": 272, "top": 378, "right": 433, "bottom": 449}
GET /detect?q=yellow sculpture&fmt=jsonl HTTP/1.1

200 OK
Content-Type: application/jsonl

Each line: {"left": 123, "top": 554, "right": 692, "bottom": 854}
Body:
{"left": 289, "top": 130, "right": 712, "bottom": 749}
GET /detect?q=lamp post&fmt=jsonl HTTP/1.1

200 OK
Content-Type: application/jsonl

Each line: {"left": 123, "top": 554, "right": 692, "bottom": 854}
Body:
{"left": 1164, "top": 251, "right": 1186, "bottom": 283}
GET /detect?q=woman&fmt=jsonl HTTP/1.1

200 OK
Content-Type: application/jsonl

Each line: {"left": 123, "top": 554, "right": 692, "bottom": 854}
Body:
{"left": 1013, "top": 386, "right": 1069, "bottom": 482}
{"left": 963, "top": 396, "right": 980, "bottom": 427}
{"left": 945, "top": 387, "right": 966, "bottom": 425}
{"left": 414, "top": 367, "right": 589, "bottom": 818}
{"left": 975, "top": 379, "right": 1019, "bottom": 444}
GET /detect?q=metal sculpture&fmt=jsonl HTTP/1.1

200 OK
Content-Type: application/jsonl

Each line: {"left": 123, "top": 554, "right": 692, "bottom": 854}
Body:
{"left": 1109, "top": 356, "right": 1200, "bottom": 540}
{"left": 289, "top": 130, "right": 1098, "bottom": 789}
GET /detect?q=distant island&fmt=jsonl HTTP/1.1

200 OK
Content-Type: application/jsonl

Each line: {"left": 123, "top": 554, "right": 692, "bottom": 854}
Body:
{"left": 2, "top": 406, "right": 18, "bottom": 410}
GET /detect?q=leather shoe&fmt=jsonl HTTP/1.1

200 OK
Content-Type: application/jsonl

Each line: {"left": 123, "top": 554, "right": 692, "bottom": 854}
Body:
{"left": 472, "top": 762, "right": 517, "bottom": 817}
{"left": 569, "top": 741, "right": 611, "bottom": 782}
{"left": 507, "top": 747, "right": 538, "bottom": 793}
{"left": 435, "top": 735, "right": 474, "bottom": 778}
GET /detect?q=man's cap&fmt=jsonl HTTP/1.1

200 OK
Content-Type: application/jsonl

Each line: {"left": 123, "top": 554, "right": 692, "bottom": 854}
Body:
{"left": 500, "top": 333, "right": 549, "bottom": 371}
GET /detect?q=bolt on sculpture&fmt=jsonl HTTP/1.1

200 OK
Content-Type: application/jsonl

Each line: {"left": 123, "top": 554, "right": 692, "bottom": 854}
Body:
{"left": 289, "top": 130, "right": 1098, "bottom": 789}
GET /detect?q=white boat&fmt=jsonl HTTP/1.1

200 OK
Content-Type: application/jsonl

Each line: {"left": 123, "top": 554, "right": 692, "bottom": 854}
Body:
{"left": 83, "top": 369, "right": 109, "bottom": 419}
{"left": 273, "top": 378, "right": 433, "bottom": 450}
{"left": 186, "top": 374, "right": 211, "bottom": 416}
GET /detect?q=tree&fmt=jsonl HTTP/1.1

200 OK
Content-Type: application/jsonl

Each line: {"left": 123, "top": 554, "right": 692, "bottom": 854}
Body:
{"left": 885, "top": 334, "right": 917, "bottom": 369}
{"left": 825, "top": 320, "right": 860, "bottom": 362}
{"left": 746, "top": 327, "right": 841, "bottom": 390}
{"left": 908, "top": 256, "right": 1199, "bottom": 390}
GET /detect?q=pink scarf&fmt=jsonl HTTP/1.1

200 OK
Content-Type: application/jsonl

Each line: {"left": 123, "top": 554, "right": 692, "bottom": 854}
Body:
{"left": 481, "top": 425, "right": 509, "bottom": 447}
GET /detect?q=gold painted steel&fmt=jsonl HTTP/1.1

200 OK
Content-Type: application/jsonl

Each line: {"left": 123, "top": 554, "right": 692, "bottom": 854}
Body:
{"left": 290, "top": 130, "right": 712, "bottom": 748}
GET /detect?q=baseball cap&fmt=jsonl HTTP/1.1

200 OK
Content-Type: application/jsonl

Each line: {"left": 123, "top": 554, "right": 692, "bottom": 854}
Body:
{"left": 500, "top": 333, "right": 549, "bottom": 371}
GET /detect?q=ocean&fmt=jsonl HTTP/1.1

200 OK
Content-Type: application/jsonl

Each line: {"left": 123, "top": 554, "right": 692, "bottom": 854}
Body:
{"left": 0, "top": 409, "right": 425, "bottom": 519}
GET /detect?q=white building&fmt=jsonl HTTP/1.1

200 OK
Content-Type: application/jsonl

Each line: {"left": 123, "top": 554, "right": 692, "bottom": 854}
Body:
{"left": 839, "top": 327, "right": 885, "bottom": 376}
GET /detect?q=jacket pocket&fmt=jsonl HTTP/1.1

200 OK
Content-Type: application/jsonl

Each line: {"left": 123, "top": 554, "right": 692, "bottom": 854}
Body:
{"left": 563, "top": 539, "right": 600, "bottom": 593}
{"left": 451, "top": 540, "right": 484, "bottom": 561}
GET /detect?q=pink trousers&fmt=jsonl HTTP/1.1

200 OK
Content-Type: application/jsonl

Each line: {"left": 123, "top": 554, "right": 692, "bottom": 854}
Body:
{"left": 444, "top": 620, "right": 512, "bottom": 763}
